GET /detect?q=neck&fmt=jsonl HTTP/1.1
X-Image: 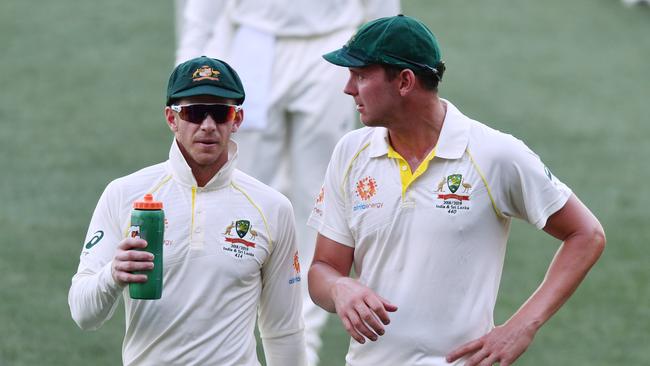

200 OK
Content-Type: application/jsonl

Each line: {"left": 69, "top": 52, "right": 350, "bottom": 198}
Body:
{"left": 388, "top": 97, "right": 446, "bottom": 170}
{"left": 177, "top": 142, "right": 229, "bottom": 187}
{"left": 191, "top": 158, "right": 226, "bottom": 187}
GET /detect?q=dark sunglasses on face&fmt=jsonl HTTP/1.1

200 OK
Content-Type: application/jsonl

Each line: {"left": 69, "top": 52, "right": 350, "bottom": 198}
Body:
{"left": 170, "top": 103, "right": 242, "bottom": 124}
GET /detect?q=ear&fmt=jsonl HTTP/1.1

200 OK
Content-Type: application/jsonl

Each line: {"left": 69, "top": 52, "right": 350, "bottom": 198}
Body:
{"left": 397, "top": 69, "right": 417, "bottom": 96}
{"left": 164, "top": 106, "right": 178, "bottom": 132}
{"left": 231, "top": 109, "right": 244, "bottom": 133}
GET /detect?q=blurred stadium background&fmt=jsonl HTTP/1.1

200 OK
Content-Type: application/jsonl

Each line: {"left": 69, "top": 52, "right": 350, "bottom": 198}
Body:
{"left": 1, "top": 0, "right": 648, "bottom": 365}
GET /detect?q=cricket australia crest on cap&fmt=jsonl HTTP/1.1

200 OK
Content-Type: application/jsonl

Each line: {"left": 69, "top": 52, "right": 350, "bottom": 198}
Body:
{"left": 434, "top": 173, "right": 473, "bottom": 215}
{"left": 166, "top": 56, "right": 245, "bottom": 104}
{"left": 192, "top": 66, "right": 220, "bottom": 81}
{"left": 222, "top": 219, "right": 258, "bottom": 259}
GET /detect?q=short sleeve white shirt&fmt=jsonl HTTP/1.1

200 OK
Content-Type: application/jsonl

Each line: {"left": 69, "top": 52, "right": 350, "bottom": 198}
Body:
{"left": 308, "top": 100, "right": 572, "bottom": 365}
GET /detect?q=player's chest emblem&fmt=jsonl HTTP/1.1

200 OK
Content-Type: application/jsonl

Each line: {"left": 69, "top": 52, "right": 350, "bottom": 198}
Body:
{"left": 434, "top": 174, "right": 473, "bottom": 214}
{"left": 222, "top": 219, "right": 258, "bottom": 259}
{"left": 353, "top": 176, "right": 384, "bottom": 211}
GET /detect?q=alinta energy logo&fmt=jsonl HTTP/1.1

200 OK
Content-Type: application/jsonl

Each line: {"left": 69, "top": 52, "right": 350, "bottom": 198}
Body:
{"left": 353, "top": 176, "right": 383, "bottom": 211}
{"left": 312, "top": 187, "right": 325, "bottom": 217}
{"left": 355, "top": 176, "right": 377, "bottom": 201}
{"left": 289, "top": 250, "right": 301, "bottom": 285}
{"left": 434, "top": 174, "right": 472, "bottom": 214}
{"left": 222, "top": 219, "right": 258, "bottom": 259}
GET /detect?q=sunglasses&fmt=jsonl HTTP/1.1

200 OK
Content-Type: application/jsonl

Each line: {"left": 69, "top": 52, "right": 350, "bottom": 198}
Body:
{"left": 170, "top": 103, "right": 242, "bottom": 124}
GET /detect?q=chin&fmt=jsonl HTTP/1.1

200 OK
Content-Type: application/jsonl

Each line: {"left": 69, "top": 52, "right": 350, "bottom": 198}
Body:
{"left": 360, "top": 118, "right": 383, "bottom": 128}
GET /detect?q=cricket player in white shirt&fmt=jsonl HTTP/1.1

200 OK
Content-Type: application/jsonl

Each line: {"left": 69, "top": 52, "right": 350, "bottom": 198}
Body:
{"left": 69, "top": 56, "right": 306, "bottom": 366}
{"left": 308, "top": 15, "right": 606, "bottom": 366}
{"left": 175, "top": 1, "right": 401, "bottom": 364}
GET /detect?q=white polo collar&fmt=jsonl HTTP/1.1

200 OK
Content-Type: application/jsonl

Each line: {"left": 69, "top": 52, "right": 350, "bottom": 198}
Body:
{"left": 367, "top": 99, "right": 470, "bottom": 160}
{"left": 167, "top": 138, "right": 238, "bottom": 190}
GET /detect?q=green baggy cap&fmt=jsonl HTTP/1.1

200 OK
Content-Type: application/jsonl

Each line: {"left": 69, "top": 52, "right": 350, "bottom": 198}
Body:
{"left": 166, "top": 56, "right": 245, "bottom": 105}
{"left": 323, "top": 14, "right": 445, "bottom": 79}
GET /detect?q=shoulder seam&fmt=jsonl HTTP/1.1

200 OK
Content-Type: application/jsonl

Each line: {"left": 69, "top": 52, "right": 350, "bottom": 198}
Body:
{"left": 341, "top": 142, "right": 372, "bottom": 203}
{"left": 230, "top": 181, "right": 274, "bottom": 252}
{"left": 466, "top": 147, "right": 507, "bottom": 220}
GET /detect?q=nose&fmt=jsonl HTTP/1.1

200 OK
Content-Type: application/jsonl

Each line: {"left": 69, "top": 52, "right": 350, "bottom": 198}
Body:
{"left": 343, "top": 72, "right": 356, "bottom": 96}
{"left": 199, "top": 114, "right": 218, "bottom": 131}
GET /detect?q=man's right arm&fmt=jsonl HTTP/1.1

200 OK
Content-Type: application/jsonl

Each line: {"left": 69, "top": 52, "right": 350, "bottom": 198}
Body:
{"left": 308, "top": 234, "right": 398, "bottom": 344}
{"left": 68, "top": 184, "right": 153, "bottom": 330}
{"left": 69, "top": 238, "right": 154, "bottom": 330}
{"left": 68, "top": 184, "right": 123, "bottom": 330}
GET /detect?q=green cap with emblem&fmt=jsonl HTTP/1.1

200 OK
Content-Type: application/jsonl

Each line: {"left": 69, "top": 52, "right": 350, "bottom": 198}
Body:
{"left": 323, "top": 14, "right": 445, "bottom": 80}
{"left": 166, "top": 56, "right": 245, "bottom": 105}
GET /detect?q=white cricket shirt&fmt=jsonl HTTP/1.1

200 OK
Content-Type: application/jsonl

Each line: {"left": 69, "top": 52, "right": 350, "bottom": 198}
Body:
{"left": 69, "top": 140, "right": 305, "bottom": 366}
{"left": 308, "top": 100, "right": 572, "bottom": 366}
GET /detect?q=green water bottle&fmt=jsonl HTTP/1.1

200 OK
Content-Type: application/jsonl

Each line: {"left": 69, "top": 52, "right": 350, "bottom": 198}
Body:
{"left": 128, "top": 193, "right": 164, "bottom": 300}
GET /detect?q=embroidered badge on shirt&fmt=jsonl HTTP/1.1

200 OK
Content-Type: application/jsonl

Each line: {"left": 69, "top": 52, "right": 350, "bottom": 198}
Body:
{"left": 222, "top": 220, "right": 257, "bottom": 259}
{"left": 435, "top": 174, "right": 472, "bottom": 214}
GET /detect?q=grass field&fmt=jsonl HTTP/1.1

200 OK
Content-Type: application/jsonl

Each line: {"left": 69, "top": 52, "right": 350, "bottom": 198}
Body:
{"left": 1, "top": 0, "right": 648, "bottom": 365}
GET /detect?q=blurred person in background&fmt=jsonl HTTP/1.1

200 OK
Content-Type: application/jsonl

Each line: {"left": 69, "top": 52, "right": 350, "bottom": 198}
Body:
{"left": 69, "top": 56, "right": 306, "bottom": 366}
{"left": 622, "top": 0, "right": 650, "bottom": 6}
{"left": 175, "top": 1, "right": 400, "bottom": 364}
{"left": 308, "top": 15, "right": 606, "bottom": 366}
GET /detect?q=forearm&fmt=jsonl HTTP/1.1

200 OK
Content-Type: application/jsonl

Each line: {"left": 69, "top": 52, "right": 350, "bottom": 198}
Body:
{"left": 68, "top": 262, "right": 124, "bottom": 330}
{"left": 262, "top": 330, "right": 307, "bottom": 366}
{"left": 308, "top": 261, "right": 347, "bottom": 313}
{"left": 508, "top": 229, "right": 605, "bottom": 330}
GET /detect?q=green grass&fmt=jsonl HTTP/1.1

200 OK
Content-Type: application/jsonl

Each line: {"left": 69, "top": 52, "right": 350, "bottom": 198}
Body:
{"left": 1, "top": 0, "right": 648, "bottom": 365}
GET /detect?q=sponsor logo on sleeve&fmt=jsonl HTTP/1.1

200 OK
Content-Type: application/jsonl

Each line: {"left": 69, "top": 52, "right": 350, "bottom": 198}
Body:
{"left": 312, "top": 187, "right": 325, "bottom": 217}
{"left": 84, "top": 230, "right": 104, "bottom": 249}
{"left": 289, "top": 251, "right": 301, "bottom": 285}
{"left": 544, "top": 166, "right": 554, "bottom": 181}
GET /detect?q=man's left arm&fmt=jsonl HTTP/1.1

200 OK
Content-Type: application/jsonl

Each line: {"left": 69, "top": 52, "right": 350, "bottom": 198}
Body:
{"left": 258, "top": 201, "right": 307, "bottom": 366}
{"left": 447, "top": 194, "right": 605, "bottom": 366}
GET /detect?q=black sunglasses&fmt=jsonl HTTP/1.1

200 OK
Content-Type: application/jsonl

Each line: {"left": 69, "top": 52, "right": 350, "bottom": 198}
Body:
{"left": 170, "top": 103, "right": 242, "bottom": 124}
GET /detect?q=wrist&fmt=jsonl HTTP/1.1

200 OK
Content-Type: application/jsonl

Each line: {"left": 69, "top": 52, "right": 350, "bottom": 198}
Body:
{"left": 507, "top": 312, "right": 544, "bottom": 335}
{"left": 330, "top": 277, "right": 353, "bottom": 306}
